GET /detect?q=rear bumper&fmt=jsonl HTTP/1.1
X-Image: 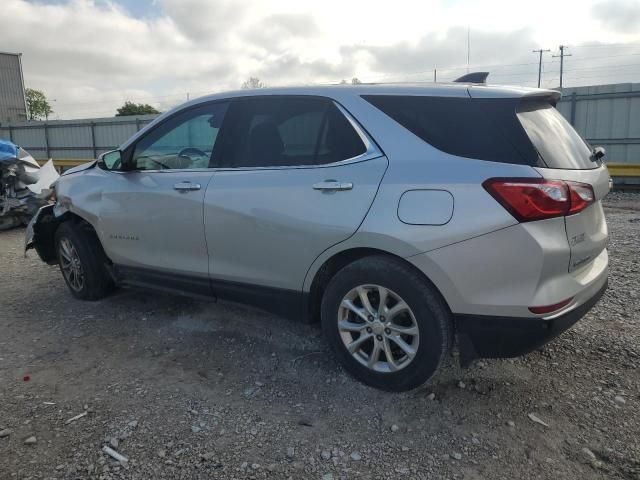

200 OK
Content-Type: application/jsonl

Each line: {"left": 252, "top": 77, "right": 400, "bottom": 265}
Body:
{"left": 455, "top": 277, "right": 608, "bottom": 365}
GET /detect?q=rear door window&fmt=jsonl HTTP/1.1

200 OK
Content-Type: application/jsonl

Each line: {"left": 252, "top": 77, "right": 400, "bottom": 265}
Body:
{"left": 517, "top": 100, "right": 597, "bottom": 170}
{"left": 215, "top": 97, "right": 366, "bottom": 168}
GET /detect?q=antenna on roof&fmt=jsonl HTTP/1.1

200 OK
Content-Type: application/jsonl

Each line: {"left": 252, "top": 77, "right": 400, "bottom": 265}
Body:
{"left": 453, "top": 72, "right": 489, "bottom": 83}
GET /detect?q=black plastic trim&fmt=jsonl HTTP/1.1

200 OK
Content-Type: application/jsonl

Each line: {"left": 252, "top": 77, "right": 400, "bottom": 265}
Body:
{"left": 114, "top": 265, "right": 310, "bottom": 322}
{"left": 454, "top": 72, "right": 489, "bottom": 83}
{"left": 29, "top": 205, "right": 63, "bottom": 264}
{"left": 116, "top": 265, "right": 213, "bottom": 298}
{"left": 211, "top": 278, "right": 309, "bottom": 322}
{"left": 455, "top": 279, "right": 608, "bottom": 366}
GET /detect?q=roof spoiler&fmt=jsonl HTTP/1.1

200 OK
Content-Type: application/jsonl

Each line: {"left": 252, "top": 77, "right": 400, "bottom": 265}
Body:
{"left": 454, "top": 72, "right": 489, "bottom": 83}
{"left": 521, "top": 89, "right": 562, "bottom": 106}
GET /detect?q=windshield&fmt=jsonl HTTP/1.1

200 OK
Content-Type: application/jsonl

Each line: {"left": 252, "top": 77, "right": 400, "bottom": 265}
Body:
{"left": 517, "top": 100, "right": 598, "bottom": 170}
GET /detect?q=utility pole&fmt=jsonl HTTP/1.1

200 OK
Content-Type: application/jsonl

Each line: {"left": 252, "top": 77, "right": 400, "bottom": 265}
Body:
{"left": 532, "top": 48, "right": 550, "bottom": 88}
{"left": 552, "top": 45, "right": 572, "bottom": 89}
{"left": 466, "top": 26, "right": 470, "bottom": 73}
{"left": 434, "top": 66, "right": 437, "bottom": 83}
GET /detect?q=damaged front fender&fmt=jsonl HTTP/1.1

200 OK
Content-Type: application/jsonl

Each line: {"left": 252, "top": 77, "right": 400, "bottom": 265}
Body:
{"left": 24, "top": 204, "right": 66, "bottom": 264}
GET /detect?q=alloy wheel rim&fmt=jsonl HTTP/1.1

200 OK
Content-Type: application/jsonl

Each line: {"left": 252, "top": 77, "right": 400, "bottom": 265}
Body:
{"left": 59, "top": 237, "right": 84, "bottom": 292}
{"left": 337, "top": 284, "right": 419, "bottom": 373}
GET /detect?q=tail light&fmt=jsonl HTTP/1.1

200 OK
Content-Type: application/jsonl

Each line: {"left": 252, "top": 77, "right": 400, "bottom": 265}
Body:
{"left": 567, "top": 182, "right": 595, "bottom": 214}
{"left": 483, "top": 178, "right": 595, "bottom": 222}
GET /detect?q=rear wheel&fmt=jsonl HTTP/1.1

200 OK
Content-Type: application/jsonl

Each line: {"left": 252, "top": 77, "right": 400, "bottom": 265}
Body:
{"left": 55, "top": 222, "right": 115, "bottom": 300}
{"left": 321, "top": 255, "right": 452, "bottom": 391}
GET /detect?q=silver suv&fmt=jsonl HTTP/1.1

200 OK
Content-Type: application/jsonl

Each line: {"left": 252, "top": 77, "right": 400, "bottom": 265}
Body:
{"left": 26, "top": 83, "right": 609, "bottom": 391}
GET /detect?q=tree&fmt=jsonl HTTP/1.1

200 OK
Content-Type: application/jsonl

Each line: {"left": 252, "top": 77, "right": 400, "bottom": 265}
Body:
{"left": 241, "top": 77, "right": 265, "bottom": 89}
{"left": 339, "top": 78, "right": 362, "bottom": 85}
{"left": 25, "top": 88, "right": 53, "bottom": 121}
{"left": 115, "top": 101, "right": 160, "bottom": 117}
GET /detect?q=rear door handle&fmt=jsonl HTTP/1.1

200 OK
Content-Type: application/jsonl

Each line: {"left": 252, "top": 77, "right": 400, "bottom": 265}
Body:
{"left": 313, "top": 180, "right": 353, "bottom": 191}
{"left": 173, "top": 181, "right": 201, "bottom": 191}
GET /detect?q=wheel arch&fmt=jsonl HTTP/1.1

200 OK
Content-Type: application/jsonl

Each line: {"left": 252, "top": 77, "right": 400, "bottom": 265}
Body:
{"left": 29, "top": 208, "right": 105, "bottom": 265}
{"left": 306, "top": 247, "right": 453, "bottom": 324}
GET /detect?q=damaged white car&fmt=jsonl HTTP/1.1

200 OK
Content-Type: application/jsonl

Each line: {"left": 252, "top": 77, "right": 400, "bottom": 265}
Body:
{"left": 0, "top": 139, "right": 58, "bottom": 230}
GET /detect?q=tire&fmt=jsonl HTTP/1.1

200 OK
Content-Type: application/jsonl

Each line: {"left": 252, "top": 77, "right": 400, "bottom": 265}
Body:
{"left": 321, "top": 255, "right": 452, "bottom": 392}
{"left": 54, "top": 221, "right": 115, "bottom": 301}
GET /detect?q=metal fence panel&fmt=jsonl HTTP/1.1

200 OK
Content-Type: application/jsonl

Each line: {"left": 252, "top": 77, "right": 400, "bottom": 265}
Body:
{"left": 7, "top": 127, "right": 46, "bottom": 149}
{"left": 0, "top": 114, "right": 157, "bottom": 161}
{"left": 49, "top": 125, "right": 92, "bottom": 148}
{"left": 630, "top": 97, "right": 640, "bottom": 138}
{"left": 94, "top": 120, "right": 149, "bottom": 149}
{"left": 558, "top": 83, "right": 640, "bottom": 164}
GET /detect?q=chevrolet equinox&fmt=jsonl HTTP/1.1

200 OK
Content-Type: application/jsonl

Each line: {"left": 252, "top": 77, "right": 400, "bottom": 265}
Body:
{"left": 26, "top": 82, "right": 609, "bottom": 391}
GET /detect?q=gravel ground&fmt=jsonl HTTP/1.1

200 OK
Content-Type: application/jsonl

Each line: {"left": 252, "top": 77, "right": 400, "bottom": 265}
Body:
{"left": 0, "top": 193, "right": 638, "bottom": 480}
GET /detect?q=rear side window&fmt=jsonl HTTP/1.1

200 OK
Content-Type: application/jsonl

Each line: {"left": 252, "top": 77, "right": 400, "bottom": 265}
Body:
{"left": 363, "top": 95, "right": 540, "bottom": 166}
{"left": 517, "top": 100, "right": 597, "bottom": 169}
{"left": 216, "top": 97, "right": 366, "bottom": 168}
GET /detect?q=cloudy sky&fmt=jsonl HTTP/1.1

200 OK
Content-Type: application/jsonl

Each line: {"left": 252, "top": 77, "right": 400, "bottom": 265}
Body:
{"left": 3, "top": 0, "right": 640, "bottom": 119}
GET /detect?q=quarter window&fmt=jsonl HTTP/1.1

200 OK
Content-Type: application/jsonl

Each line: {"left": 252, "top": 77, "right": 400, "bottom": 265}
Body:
{"left": 215, "top": 97, "right": 366, "bottom": 168}
{"left": 362, "top": 95, "right": 542, "bottom": 167}
{"left": 131, "top": 102, "right": 228, "bottom": 170}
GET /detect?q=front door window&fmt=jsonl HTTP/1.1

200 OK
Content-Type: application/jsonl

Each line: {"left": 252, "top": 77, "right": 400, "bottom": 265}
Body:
{"left": 131, "top": 102, "right": 228, "bottom": 170}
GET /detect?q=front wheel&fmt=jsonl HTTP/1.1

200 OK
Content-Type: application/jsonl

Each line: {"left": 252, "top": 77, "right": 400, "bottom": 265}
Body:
{"left": 321, "top": 255, "right": 452, "bottom": 391}
{"left": 55, "top": 222, "right": 115, "bottom": 301}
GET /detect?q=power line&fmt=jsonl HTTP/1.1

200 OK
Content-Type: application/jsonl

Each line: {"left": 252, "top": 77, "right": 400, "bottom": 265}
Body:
{"left": 48, "top": 44, "right": 640, "bottom": 118}
{"left": 58, "top": 51, "right": 640, "bottom": 112}
{"left": 54, "top": 89, "right": 215, "bottom": 108}
{"left": 571, "top": 42, "right": 640, "bottom": 49}
{"left": 562, "top": 62, "right": 640, "bottom": 73}
{"left": 368, "top": 51, "right": 640, "bottom": 84}
{"left": 563, "top": 72, "right": 640, "bottom": 82}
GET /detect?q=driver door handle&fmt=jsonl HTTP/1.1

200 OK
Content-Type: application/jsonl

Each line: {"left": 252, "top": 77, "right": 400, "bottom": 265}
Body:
{"left": 173, "top": 181, "right": 201, "bottom": 192}
{"left": 313, "top": 180, "right": 353, "bottom": 191}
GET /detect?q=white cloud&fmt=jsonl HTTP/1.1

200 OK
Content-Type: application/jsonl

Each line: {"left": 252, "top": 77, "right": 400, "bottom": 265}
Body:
{"left": 2, "top": 0, "right": 640, "bottom": 119}
{"left": 592, "top": 0, "right": 640, "bottom": 33}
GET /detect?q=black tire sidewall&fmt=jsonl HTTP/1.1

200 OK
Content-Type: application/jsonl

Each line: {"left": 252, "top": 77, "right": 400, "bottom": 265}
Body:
{"left": 54, "top": 222, "right": 112, "bottom": 301}
{"left": 321, "top": 256, "right": 451, "bottom": 392}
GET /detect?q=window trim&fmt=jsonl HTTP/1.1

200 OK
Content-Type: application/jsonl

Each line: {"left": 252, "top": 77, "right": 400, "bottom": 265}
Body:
{"left": 119, "top": 95, "right": 382, "bottom": 174}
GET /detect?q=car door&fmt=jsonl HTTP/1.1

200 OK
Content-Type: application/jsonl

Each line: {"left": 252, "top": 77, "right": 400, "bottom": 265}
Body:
{"left": 99, "top": 101, "right": 228, "bottom": 295}
{"left": 203, "top": 96, "right": 388, "bottom": 297}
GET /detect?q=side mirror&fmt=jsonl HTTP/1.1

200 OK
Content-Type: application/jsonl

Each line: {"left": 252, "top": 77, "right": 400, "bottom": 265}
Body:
{"left": 98, "top": 150, "right": 123, "bottom": 171}
{"left": 592, "top": 146, "right": 606, "bottom": 161}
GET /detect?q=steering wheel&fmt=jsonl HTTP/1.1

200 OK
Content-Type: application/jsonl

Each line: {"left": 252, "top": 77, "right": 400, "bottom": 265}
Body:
{"left": 178, "top": 147, "right": 207, "bottom": 159}
{"left": 143, "top": 157, "right": 172, "bottom": 170}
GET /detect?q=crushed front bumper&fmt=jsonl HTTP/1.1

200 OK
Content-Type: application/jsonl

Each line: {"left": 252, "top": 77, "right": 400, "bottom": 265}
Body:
{"left": 455, "top": 277, "right": 608, "bottom": 366}
{"left": 24, "top": 204, "right": 59, "bottom": 263}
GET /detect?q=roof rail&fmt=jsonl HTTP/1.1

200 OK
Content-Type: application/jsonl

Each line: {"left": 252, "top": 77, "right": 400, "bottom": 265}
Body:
{"left": 453, "top": 72, "right": 489, "bottom": 83}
